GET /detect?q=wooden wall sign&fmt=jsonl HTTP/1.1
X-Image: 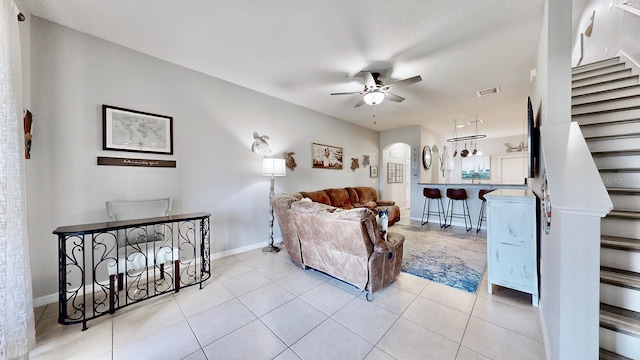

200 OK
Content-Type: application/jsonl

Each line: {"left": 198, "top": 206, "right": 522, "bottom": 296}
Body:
{"left": 97, "top": 157, "right": 176, "bottom": 168}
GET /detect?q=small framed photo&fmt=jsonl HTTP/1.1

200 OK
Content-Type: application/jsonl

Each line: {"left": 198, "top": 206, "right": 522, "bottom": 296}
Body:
{"left": 370, "top": 166, "right": 378, "bottom": 178}
{"left": 312, "top": 142, "right": 343, "bottom": 169}
{"left": 103, "top": 105, "right": 173, "bottom": 155}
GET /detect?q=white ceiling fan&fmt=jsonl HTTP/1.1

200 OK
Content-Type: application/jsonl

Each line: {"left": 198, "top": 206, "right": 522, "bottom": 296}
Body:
{"left": 331, "top": 71, "right": 422, "bottom": 107}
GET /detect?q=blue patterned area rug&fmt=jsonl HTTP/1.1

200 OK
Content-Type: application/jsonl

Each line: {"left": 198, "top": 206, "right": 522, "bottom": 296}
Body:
{"left": 393, "top": 224, "right": 487, "bottom": 293}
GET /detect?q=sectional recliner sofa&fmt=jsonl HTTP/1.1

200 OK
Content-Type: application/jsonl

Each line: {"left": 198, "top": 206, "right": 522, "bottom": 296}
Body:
{"left": 271, "top": 191, "right": 405, "bottom": 298}
{"left": 299, "top": 186, "right": 401, "bottom": 226}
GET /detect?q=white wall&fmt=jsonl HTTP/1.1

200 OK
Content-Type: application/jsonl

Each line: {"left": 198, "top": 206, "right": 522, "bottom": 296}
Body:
{"left": 534, "top": 0, "right": 607, "bottom": 359}
{"left": 572, "top": 0, "right": 640, "bottom": 67}
{"left": 382, "top": 143, "right": 410, "bottom": 208}
{"left": 28, "top": 17, "right": 379, "bottom": 300}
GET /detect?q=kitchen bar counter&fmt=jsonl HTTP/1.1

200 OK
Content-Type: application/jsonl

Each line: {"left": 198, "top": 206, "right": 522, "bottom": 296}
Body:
{"left": 417, "top": 183, "right": 528, "bottom": 189}
{"left": 416, "top": 183, "right": 529, "bottom": 229}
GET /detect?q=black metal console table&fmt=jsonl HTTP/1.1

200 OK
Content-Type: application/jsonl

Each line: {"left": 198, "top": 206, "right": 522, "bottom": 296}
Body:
{"left": 53, "top": 212, "right": 211, "bottom": 330}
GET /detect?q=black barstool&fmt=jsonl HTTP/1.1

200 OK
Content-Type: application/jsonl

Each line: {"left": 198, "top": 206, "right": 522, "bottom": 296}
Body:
{"left": 444, "top": 188, "right": 472, "bottom": 231}
{"left": 421, "top": 188, "right": 445, "bottom": 227}
{"left": 476, "top": 189, "right": 494, "bottom": 233}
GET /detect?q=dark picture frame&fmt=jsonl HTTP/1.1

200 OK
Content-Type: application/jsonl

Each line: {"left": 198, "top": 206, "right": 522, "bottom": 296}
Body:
{"left": 103, "top": 105, "right": 173, "bottom": 155}
{"left": 312, "top": 142, "right": 343, "bottom": 169}
{"left": 370, "top": 166, "right": 378, "bottom": 178}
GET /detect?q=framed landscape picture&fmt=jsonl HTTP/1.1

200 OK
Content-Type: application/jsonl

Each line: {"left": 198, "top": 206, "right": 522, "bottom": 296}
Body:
{"left": 103, "top": 105, "right": 173, "bottom": 155}
{"left": 461, "top": 155, "right": 491, "bottom": 180}
{"left": 312, "top": 143, "right": 343, "bottom": 169}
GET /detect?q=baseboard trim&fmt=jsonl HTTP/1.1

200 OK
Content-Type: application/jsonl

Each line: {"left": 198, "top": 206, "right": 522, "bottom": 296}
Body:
{"left": 33, "top": 237, "right": 283, "bottom": 307}
{"left": 538, "top": 300, "right": 552, "bottom": 360}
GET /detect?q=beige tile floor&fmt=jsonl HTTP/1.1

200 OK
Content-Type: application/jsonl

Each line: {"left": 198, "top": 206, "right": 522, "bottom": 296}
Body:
{"left": 31, "top": 218, "right": 545, "bottom": 360}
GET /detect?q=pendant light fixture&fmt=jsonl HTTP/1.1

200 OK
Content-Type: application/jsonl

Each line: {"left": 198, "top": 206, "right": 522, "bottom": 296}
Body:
{"left": 447, "top": 116, "right": 486, "bottom": 143}
{"left": 471, "top": 117, "right": 483, "bottom": 155}
{"left": 451, "top": 120, "right": 460, "bottom": 157}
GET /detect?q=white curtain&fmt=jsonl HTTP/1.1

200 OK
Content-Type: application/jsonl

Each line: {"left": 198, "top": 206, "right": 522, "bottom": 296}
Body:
{"left": 0, "top": 0, "right": 36, "bottom": 359}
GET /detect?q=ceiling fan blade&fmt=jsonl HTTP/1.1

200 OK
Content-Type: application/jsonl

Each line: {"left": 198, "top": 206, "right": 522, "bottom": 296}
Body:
{"left": 330, "top": 91, "right": 363, "bottom": 96}
{"left": 385, "top": 93, "right": 405, "bottom": 103}
{"left": 354, "top": 98, "right": 365, "bottom": 108}
{"left": 383, "top": 75, "right": 422, "bottom": 91}
{"left": 360, "top": 72, "right": 376, "bottom": 87}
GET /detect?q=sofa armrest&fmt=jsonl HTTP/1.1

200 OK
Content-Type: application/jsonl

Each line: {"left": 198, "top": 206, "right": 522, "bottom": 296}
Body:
{"left": 373, "top": 232, "right": 404, "bottom": 253}
{"left": 376, "top": 200, "right": 396, "bottom": 206}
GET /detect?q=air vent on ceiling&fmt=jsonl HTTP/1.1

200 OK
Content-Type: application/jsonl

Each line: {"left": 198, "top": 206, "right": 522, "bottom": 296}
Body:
{"left": 476, "top": 86, "right": 500, "bottom": 97}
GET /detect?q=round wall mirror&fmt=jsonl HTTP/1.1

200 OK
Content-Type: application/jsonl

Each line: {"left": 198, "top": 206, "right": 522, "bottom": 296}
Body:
{"left": 422, "top": 145, "right": 432, "bottom": 170}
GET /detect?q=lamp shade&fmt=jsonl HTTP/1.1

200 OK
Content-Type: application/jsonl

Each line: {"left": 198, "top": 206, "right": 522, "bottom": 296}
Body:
{"left": 262, "top": 158, "right": 286, "bottom": 177}
{"left": 363, "top": 91, "right": 385, "bottom": 105}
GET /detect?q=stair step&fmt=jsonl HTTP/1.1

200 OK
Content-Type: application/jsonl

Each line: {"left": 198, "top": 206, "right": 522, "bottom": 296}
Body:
{"left": 599, "top": 168, "right": 640, "bottom": 174}
{"left": 573, "top": 63, "right": 629, "bottom": 81}
{"left": 599, "top": 347, "right": 634, "bottom": 360}
{"left": 600, "top": 327, "right": 640, "bottom": 360}
{"left": 573, "top": 95, "right": 640, "bottom": 116}
{"left": 573, "top": 84, "right": 640, "bottom": 106}
{"left": 591, "top": 149, "right": 640, "bottom": 157}
{"left": 591, "top": 155, "right": 640, "bottom": 172}
{"left": 601, "top": 267, "right": 640, "bottom": 290}
{"left": 571, "top": 102, "right": 640, "bottom": 117}
{"left": 580, "top": 121, "right": 640, "bottom": 138}
{"left": 586, "top": 132, "right": 640, "bottom": 141}
{"left": 573, "top": 69, "right": 633, "bottom": 88}
{"left": 602, "top": 235, "right": 640, "bottom": 252}
{"left": 572, "top": 76, "right": 640, "bottom": 96}
{"left": 600, "top": 304, "right": 640, "bottom": 339}
{"left": 587, "top": 135, "right": 640, "bottom": 151}
{"left": 607, "top": 210, "right": 640, "bottom": 219}
{"left": 573, "top": 57, "right": 621, "bottom": 74}
{"left": 595, "top": 155, "right": 640, "bottom": 172}
{"left": 573, "top": 107, "right": 640, "bottom": 126}
{"left": 602, "top": 219, "right": 640, "bottom": 245}
{"left": 602, "top": 280, "right": 640, "bottom": 314}
{"left": 600, "top": 172, "right": 640, "bottom": 189}
{"left": 608, "top": 188, "right": 640, "bottom": 195}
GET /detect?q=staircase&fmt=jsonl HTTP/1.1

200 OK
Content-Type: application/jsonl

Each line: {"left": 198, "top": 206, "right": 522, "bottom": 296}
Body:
{"left": 572, "top": 57, "right": 640, "bottom": 360}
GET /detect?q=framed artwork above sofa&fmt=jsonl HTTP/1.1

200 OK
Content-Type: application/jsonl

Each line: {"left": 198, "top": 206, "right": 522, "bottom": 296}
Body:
{"left": 312, "top": 142, "right": 343, "bottom": 169}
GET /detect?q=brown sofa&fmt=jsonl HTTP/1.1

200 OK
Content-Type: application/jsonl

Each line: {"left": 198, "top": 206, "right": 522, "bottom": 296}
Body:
{"left": 271, "top": 193, "right": 404, "bottom": 297}
{"left": 299, "top": 187, "right": 401, "bottom": 226}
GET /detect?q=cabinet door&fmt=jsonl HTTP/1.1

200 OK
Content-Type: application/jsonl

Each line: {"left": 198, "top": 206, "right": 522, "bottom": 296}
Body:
{"left": 488, "top": 240, "right": 536, "bottom": 292}
{"left": 487, "top": 197, "right": 536, "bottom": 292}
{"left": 488, "top": 200, "right": 534, "bottom": 245}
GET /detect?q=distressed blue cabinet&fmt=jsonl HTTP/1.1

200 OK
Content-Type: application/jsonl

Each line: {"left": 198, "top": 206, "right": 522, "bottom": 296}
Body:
{"left": 485, "top": 189, "right": 538, "bottom": 307}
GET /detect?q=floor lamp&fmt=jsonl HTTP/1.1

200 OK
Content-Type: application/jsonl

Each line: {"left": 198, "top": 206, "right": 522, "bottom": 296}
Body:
{"left": 262, "top": 157, "right": 286, "bottom": 253}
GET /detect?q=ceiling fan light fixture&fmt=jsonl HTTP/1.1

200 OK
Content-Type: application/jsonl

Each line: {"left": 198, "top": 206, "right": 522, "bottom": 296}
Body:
{"left": 363, "top": 91, "right": 385, "bottom": 105}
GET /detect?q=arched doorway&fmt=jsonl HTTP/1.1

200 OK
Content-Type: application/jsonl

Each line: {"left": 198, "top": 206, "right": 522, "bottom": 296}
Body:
{"left": 382, "top": 142, "right": 411, "bottom": 210}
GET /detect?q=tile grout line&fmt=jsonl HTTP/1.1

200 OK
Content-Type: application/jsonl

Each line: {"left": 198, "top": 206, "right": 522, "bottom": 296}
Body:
{"left": 456, "top": 284, "right": 483, "bottom": 359}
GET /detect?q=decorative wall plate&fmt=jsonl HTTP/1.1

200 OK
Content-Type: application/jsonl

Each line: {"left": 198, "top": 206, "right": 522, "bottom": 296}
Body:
{"left": 541, "top": 168, "right": 551, "bottom": 234}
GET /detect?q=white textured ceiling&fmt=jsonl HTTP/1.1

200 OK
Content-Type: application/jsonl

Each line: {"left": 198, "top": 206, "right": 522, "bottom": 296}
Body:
{"left": 21, "top": 0, "right": 545, "bottom": 139}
